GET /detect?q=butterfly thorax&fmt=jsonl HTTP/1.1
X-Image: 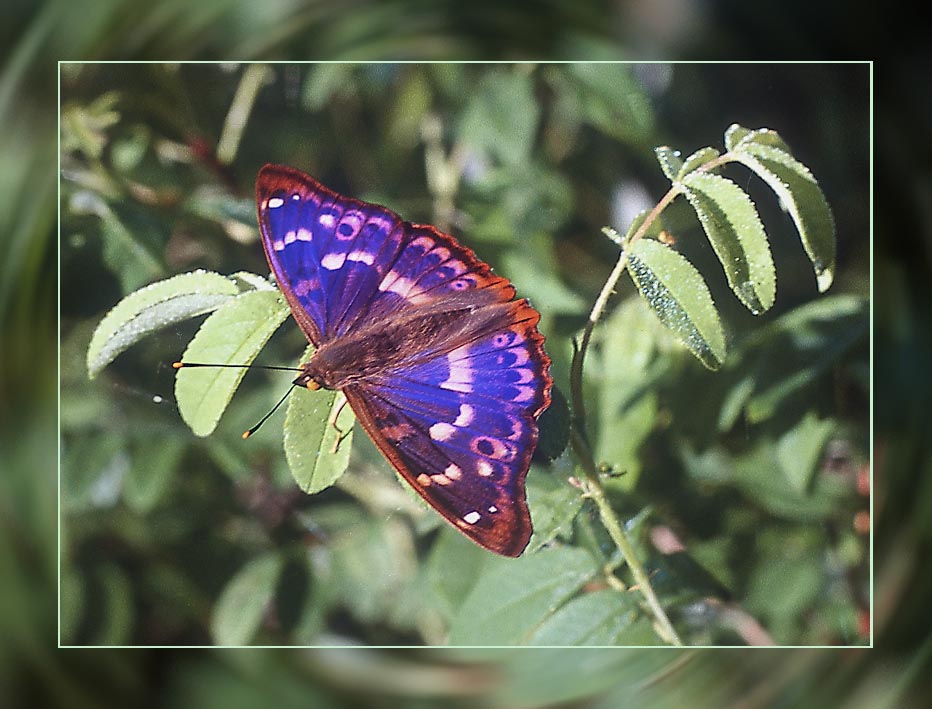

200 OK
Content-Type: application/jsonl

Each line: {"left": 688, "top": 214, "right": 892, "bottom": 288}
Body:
{"left": 293, "top": 298, "right": 518, "bottom": 391}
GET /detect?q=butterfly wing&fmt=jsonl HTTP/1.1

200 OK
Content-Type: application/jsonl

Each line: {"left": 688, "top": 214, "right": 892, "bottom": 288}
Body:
{"left": 256, "top": 164, "right": 514, "bottom": 344}
{"left": 256, "top": 164, "right": 552, "bottom": 556}
{"left": 256, "top": 164, "right": 406, "bottom": 345}
{"left": 343, "top": 300, "right": 550, "bottom": 557}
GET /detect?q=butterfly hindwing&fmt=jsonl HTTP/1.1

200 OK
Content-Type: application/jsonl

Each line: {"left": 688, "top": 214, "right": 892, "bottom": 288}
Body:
{"left": 344, "top": 382, "right": 534, "bottom": 557}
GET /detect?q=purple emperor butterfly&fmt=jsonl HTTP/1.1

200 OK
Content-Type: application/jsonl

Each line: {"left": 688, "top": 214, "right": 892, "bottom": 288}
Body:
{"left": 256, "top": 165, "right": 552, "bottom": 556}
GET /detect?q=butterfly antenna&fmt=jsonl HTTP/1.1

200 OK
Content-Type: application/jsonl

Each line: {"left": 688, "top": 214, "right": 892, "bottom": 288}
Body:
{"left": 173, "top": 362, "right": 303, "bottom": 373}
{"left": 242, "top": 385, "right": 297, "bottom": 439}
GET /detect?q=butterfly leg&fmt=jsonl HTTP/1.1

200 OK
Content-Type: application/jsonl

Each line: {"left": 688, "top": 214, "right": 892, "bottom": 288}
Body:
{"left": 329, "top": 393, "right": 352, "bottom": 454}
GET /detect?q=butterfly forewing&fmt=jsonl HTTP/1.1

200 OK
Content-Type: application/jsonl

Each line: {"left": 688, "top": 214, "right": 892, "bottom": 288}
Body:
{"left": 256, "top": 164, "right": 552, "bottom": 556}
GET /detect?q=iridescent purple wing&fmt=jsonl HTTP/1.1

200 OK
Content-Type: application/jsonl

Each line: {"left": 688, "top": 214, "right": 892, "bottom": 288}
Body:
{"left": 345, "top": 300, "right": 549, "bottom": 556}
{"left": 256, "top": 164, "right": 552, "bottom": 556}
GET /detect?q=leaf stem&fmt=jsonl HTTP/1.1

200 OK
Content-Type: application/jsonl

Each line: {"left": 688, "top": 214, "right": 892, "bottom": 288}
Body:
{"left": 567, "top": 183, "right": 686, "bottom": 646}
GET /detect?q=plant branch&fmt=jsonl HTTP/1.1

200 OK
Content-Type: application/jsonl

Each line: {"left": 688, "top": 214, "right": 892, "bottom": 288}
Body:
{"left": 567, "top": 182, "right": 687, "bottom": 646}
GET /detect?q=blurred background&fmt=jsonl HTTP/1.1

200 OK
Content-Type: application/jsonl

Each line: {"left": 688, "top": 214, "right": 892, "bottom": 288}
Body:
{"left": 3, "top": 0, "right": 924, "bottom": 707}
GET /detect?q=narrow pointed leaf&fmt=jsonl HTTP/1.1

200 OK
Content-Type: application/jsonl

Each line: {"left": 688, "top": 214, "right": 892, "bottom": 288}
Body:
{"left": 284, "top": 345, "right": 356, "bottom": 493}
{"left": 87, "top": 270, "right": 239, "bottom": 378}
{"left": 681, "top": 171, "right": 776, "bottom": 313}
{"left": 677, "top": 146, "right": 721, "bottom": 180}
{"left": 731, "top": 137, "right": 836, "bottom": 291}
{"left": 654, "top": 146, "right": 683, "bottom": 181}
{"left": 622, "top": 209, "right": 665, "bottom": 245}
{"left": 726, "top": 123, "right": 793, "bottom": 155}
{"left": 175, "top": 290, "right": 291, "bottom": 436}
{"left": 627, "top": 238, "right": 726, "bottom": 369}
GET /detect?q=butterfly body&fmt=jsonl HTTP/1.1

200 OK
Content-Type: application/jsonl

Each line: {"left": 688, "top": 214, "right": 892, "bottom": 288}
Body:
{"left": 256, "top": 164, "right": 552, "bottom": 556}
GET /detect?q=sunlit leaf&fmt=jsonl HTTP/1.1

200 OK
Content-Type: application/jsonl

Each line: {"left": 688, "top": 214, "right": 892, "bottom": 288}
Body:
{"left": 87, "top": 270, "right": 239, "bottom": 378}
{"left": 175, "top": 290, "right": 291, "bottom": 436}
{"left": 677, "top": 146, "right": 721, "bottom": 179}
{"left": 627, "top": 238, "right": 726, "bottom": 369}
{"left": 681, "top": 171, "right": 776, "bottom": 313}
{"left": 728, "top": 125, "right": 836, "bottom": 291}
{"left": 654, "top": 146, "right": 683, "bottom": 181}
{"left": 284, "top": 344, "right": 356, "bottom": 494}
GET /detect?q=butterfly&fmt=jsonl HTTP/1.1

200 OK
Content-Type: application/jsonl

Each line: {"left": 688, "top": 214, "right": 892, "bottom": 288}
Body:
{"left": 255, "top": 164, "right": 552, "bottom": 556}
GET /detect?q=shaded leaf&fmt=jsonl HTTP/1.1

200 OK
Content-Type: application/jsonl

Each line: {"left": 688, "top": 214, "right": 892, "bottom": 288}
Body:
{"left": 175, "top": 290, "right": 291, "bottom": 436}
{"left": 681, "top": 171, "right": 776, "bottom": 313}
{"left": 123, "top": 437, "right": 185, "bottom": 513}
{"left": 776, "top": 411, "right": 835, "bottom": 493}
{"left": 447, "top": 546, "right": 597, "bottom": 645}
{"left": 87, "top": 270, "right": 239, "bottom": 378}
{"left": 526, "top": 589, "right": 659, "bottom": 645}
{"left": 458, "top": 71, "right": 539, "bottom": 166}
{"left": 552, "top": 63, "right": 654, "bottom": 143}
{"left": 524, "top": 462, "right": 583, "bottom": 551}
{"left": 211, "top": 552, "right": 284, "bottom": 645}
{"left": 627, "top": 238, "right": 726, "bottom": 369}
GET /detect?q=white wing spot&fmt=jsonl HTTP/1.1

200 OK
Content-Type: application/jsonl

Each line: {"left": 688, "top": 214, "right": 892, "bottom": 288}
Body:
{"left": 477, "top": 461, "right": 494, "bottom": 477}
{"left": 453, "top": 404, "right": 474, "bottom": 428}
{"left": 321, "top": 252, "right": 346, "bottom": 270}
{"left": 284, "top": 230, "right": 297, "bottom": 245}
{"left": 272, "top": 240, "right": 285, "bottom": 251}
{"left": 429, "top": 422, "right": 455, "bottom": 441}
{"left": 268, "top": 197, "right": 284, "bottom": 209}
{"left": 442, "top": 347, "right": 473, "bottom": 392}
{"left": 488, "top": 505, "right": 498, "bottom": 513}
{"left": 296, "top": 227, "right": 312, "bottom": 241}
{"left": 319, "top": 213, "right": 336, "bottom": 228}
{"left": 417, "top": 474, "right": 431, "bottom": 486}
{"left": 463, "top": 511, "right": 481, "bottom": 525}
{"left": 444, "top": 464, "right": 462, "bottom": 480}
{"left": 347, "top": 250, "right": 375, "bottom": 265}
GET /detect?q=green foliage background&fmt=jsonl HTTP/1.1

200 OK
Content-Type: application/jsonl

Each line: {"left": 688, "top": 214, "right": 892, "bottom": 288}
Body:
{"left": 2, "top": 0, "right": 922, "bottom": 706}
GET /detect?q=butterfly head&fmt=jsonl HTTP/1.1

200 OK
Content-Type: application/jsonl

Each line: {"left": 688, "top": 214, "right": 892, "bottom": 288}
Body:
{"left": 293, "top": 367, "right": 323, "bottom": 391}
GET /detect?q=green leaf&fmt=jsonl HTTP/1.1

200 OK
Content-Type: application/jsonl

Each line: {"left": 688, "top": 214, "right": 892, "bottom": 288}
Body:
{"left": 211, "top": 552, "right": 284, "bottom": 645}
{"left": 654, "top": 146, "right": 683, "bottom": 181}
{"left": 729, "top": 127, "right": 836, "bottom": 291}
{"left": 425, "top": 529, "right": 490, "bottom": 620}
{"left": 776, "top": 411, "right": 835, "bottom": 493}
{"left": 550, "top": 63, "right": 654, "bottom": 143}
{"left": 681, "top": 171, "right": 776, "bottom": 314}
{"left": 725, "top": 123, "right": 793, "bottom": 155}
{"left": 123, "top": 437, "right": 184, "bottom": 513}
{"left": 87, "top": 270, "right": 239, "bottom": 378}
{"left": 284, "top": 345, "right": 356, "bottom": 494}
{"left": 526, "top": 589, "right": 659, "bottom": 645}
{"left": 175, "top": 290, "right": 291, "bottom": 436}
{"left": 622, "top": 209, "right": 665, "bottom": 245}
{"left": 458, "top": 71, "right": 539, "bottom": 166}
{"left": 626, "top": 238, "right": 726, "bottom": 369}
{"left": 677, "top": 146, "right": 721, "bottom": 179}
{"left": 524, "top": 464, "right": 583, "bottom": 550}
{"left": 447, "top": 546, "right": 597, "bottom": 645}
{"left": 91, "top": 563, "right": 135, "bottom": 646}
